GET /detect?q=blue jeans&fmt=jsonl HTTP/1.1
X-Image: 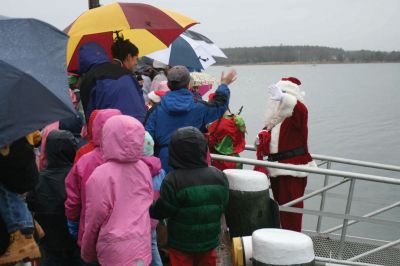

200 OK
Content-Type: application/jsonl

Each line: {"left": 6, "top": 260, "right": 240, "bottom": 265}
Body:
{"left": 0, "top": 183, "right": 33, "bottom": 233}
{"left": 151, "top": 229, "right": 163, "bottom": 266}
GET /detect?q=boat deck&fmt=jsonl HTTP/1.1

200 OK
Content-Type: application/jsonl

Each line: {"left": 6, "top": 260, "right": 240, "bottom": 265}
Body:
{"left": 215, "top": 221, "right": 400, "bottom": 266}
{"left": 311, "top": 235, "right": 400, "bottom": 266}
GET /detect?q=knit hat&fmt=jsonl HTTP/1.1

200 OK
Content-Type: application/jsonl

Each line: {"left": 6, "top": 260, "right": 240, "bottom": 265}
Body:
{"left": 59, "top": 113, "right": 84, "bottom": 138}
{"left": 167, "top": 65, "right": 191, "bottom": 90}
{"left": 143, "top": 131, "right": 155, "bottom": 156}
{"left": 148, "top": 91, "right": 161, "bottom": 103}
{"left": 148, "top": 89, "right": 168, "bottom": 103}
{"left": 208, "top": 93, "right": 216, "bottom": 102}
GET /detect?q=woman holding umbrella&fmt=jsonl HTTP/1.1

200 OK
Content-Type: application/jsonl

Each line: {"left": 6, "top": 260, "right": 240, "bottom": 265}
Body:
{"left": 78, "top": 36, "right": 146, "bottom": 124}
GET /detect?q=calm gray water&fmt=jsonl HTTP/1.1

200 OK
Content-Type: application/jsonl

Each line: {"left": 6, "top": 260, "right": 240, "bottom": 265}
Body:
{"left": 207, "top": 63, "right": 400, "bottom": 241}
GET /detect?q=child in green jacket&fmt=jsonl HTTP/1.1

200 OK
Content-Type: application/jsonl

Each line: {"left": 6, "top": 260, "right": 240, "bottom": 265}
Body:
{"left": 150, "top": 126, "right": 229, "bottom": 266}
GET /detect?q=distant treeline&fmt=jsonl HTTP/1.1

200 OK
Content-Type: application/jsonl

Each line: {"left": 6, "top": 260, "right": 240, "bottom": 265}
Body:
{"left": 216, "top": 45, "right": 400, "bottom": 65}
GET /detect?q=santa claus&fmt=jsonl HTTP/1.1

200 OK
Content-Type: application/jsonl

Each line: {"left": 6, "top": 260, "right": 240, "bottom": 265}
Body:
{"left": 255, "top": 77, "right": 317, "bottom": 232}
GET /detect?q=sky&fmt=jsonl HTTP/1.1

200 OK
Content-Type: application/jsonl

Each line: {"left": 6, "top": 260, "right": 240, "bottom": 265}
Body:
{"left": 2, "top": 0, "right": 400, "bottom": 51}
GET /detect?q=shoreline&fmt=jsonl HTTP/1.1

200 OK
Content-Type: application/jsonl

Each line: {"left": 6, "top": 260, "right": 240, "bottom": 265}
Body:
{"left": 214, "top": 61, "right": 400, "bottom": 67}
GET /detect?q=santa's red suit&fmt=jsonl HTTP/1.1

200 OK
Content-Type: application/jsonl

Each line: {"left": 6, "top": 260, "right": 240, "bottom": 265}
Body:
{"left": 255, "top": 77, "right": 316, "bottom": 232}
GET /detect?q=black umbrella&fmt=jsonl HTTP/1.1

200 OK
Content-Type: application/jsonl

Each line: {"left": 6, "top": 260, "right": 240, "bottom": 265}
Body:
{"left": 0, "top": 16, "right": 76, "bottom": 147}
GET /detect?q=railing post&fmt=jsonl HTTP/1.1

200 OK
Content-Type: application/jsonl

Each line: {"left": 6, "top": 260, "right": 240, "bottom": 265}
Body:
{"left": 316, "top": 161, "right": 331, "bottom": 233}
{"left": 337, "top": 178, "right": 356, "bottom": 259}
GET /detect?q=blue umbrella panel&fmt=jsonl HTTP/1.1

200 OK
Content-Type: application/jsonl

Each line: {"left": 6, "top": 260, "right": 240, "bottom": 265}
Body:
{"left": 0, "top": 16, "right": 76, "bottom": 147}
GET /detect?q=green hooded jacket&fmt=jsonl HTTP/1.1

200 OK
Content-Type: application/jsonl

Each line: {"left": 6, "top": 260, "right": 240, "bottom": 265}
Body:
{"left": 150, "top": 127, "right": 229, "bottom": 253}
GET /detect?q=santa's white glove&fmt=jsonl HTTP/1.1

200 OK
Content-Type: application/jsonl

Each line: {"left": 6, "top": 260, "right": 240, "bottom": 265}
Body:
{"left": 254, "top": 129, "right": 268, "bottom": 147}
{"left": 255, "top": 135, "right": 260, "bottom": 146}
{"left": 268, "top": 84, "right": 283, "bottom": 102}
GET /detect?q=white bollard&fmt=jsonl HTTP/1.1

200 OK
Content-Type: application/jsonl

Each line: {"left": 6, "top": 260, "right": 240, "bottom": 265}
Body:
{"left": 252, "top": 228, "right": 315, "bottom": 265}
{"left": 224, "top": 169, "right": 277, "bottom": 237}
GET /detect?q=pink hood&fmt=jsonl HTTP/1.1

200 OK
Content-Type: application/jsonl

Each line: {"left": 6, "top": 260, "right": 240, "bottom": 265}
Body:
{"left": 65, "top": 109, "right": 121, "bottom": 246}
{"left": 141, "top": 156, "right": 162, "bottom": 176}
{"left": 81, "top": 115, "right": 153, "bottom": 266}
{"left": 102, "top": 115, "right": 144, "bottom": 163}
{"left": 92, "top": 109, "right": 122, "bottom": 147}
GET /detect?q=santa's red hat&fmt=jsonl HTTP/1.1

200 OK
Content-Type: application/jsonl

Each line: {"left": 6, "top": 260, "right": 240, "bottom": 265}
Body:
{"left": 276, "top": 77, "right": 304, "bottom": 102}
{"left": 282, "top": 77, "right": 301, "bottom": 86}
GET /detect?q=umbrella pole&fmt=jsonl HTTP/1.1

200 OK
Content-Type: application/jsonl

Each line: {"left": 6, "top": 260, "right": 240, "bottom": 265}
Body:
{"left": 88, "top": 0, "right": 100, "bottom": 9}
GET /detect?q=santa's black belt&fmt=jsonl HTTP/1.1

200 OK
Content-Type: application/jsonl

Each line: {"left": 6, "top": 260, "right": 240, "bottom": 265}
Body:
{"left": 267, "top": 146, "right": 306, "bottom": 162}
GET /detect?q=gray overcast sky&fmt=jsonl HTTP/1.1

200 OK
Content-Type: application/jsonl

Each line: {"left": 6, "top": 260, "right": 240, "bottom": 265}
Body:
{"left": 2, "top": 0, "right": 400, "bottom": 51}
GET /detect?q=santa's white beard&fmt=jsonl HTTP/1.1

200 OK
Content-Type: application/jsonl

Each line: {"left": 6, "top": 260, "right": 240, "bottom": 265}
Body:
{"left": 264, "top": 98, "right": 280, "bottom": 129}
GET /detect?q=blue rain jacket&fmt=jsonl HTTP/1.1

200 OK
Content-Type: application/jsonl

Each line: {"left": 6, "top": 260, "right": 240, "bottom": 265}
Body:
{"left": 145, "top": 85, "right": 230, "bottom": 172}
{"left": 78, "top": 42, "right": 146, "bottom": 123}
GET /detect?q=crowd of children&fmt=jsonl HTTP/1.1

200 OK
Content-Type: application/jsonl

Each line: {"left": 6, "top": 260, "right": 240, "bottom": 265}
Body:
{"left": 0, "top": 35, "right": 312, "bottom": 266}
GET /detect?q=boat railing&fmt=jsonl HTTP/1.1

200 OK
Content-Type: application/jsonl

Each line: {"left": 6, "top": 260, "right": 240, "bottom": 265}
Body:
{"left": 210, "top": 145, "right": 400, "bottom": 266}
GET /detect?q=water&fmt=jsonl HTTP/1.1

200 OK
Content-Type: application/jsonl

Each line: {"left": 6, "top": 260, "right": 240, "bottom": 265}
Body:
{"left": 207, "top": 63, "right": 400, "bottom": 241}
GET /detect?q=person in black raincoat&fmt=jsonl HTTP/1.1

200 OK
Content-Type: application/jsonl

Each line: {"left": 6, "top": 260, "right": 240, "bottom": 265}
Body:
{"left": 59, "top": 112, "right": 86, "bottom": 149}
{"left": 0, "top": 136, "right": 40, "bottom": 264}
{"left": 27, "top": 130, "right": 83, "bottom": 266}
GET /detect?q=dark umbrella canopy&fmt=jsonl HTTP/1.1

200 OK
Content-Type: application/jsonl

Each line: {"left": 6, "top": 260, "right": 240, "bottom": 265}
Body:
{"left": 0, "top": 16, "right": 76, "bottom": 147}
{"left": 146, "top": 30, "right": 227, "bottom": 70}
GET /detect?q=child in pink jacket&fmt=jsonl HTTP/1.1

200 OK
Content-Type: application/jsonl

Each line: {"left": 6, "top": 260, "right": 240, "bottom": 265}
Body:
{"left": 142, "top": 132, "right": 166, "bottom": 266}
{"left": 81, "top": 115, "right": 153, "bottom": 266}
{"left": 64, "top": 109, "right": 122, "bottom": 246}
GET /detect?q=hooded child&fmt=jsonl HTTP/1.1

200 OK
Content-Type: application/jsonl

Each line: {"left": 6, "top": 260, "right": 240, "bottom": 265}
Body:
{"left": 141, "top": 131, "right": 166, "bottom": 266}
{"left": 150, "top": 127, "right": 229, "bottom": 266}
{"left": 27, "top": 130, "right": 82, "bottom": 265}
{"left": 81, "top": 115, "right": 153, "bottom": 266}
{"left": 65, "top": 109, "right": 122, "bottom": 246}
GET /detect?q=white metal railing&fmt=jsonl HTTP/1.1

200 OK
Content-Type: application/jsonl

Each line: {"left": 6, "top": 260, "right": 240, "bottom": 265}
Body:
{"left": 244, "top": 144, "right": 400, "bottom": 172}
{"left": 211, "top": 149, "right": 400, "bottom": 265}
{"left": 212, "top": 154, "right": 400, "bottom": 185}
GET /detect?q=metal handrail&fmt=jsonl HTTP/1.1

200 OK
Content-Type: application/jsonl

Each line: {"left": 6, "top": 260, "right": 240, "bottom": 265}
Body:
{"left": 244, "top": 145, "right": 400, "bottom": 172}
{"left": 322, "top": 201, "right": 400, "bottom": 234}
{"left": 211, "top": 154, "right": 400, "bottom": 185}
{"left": 282, "top": 178, "right": 350, "bottom": 207}
{"left": 316, "top": 161, "right": 332, "bottom": 232}
{"left": 278, "top": 206, "right": 400, "bottom": 228}
{"left": 338, "top": 178, "right": 356, "bottom": 259}
{"left": 211, "top": 152, "right": 400, "bottom": 264}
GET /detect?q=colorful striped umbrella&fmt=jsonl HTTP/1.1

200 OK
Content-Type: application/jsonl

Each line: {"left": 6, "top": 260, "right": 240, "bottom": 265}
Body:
{"left": 65, "top": 2, "right": 198, "bottom": 72}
